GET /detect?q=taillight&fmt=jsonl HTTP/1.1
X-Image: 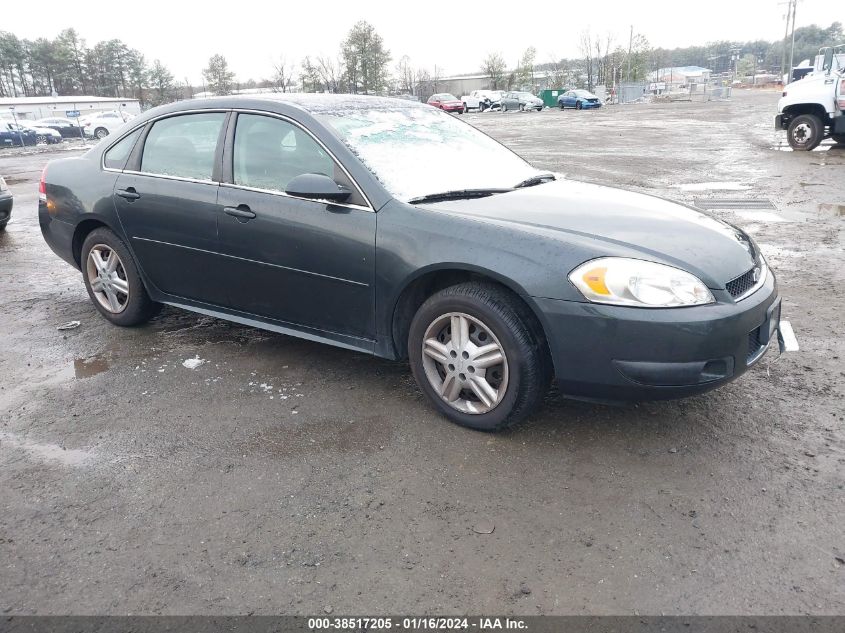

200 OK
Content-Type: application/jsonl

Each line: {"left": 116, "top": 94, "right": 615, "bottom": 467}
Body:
{"left": 38, "top": 167, "right": 47, "bottom": 202}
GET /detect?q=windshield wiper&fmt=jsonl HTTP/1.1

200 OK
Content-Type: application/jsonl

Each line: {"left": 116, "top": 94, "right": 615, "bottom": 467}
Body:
{"left": 408, "top": 188, "right": 512, "bottom": 204}
{"left": 514, "top": 173, "right": 556, "bottom": 189}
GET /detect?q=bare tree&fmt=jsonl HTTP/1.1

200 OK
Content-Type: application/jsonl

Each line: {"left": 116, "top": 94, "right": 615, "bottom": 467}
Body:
{"left": 480, "top": 52, "right": 507, "bottom": 90}
{"left": 270, "top": 56, "right": 296, "bottom": 92}
{"left": 396, "top": 55, "right": 417, "bottom": 95}
{"left": 579, "top": 30, "right": 594, "bottom": 91}
{"left": 316, "top": 56, "right": 341, "bottom": 93}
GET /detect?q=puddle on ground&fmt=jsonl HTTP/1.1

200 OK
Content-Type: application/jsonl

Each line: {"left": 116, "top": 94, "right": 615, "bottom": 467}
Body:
{"left": 73, "top": 356, "right": 109, "bottom": 379}
{"left": 675, "top": 181, "right": 749, "bottom": 192}
{"left": 819, "top": 203, "right": 845, "bottom": 216}
{"left": 0, "top": 431, "right": 93, "bottom": 466}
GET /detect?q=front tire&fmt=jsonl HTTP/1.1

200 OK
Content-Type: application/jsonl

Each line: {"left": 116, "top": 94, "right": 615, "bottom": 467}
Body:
{"left": 787, "top": 114, "right": 823, "bottom": 151}
{"left": 81, "top": 228, "right": 161, "bottom": 327}
{"left": 35, "top": 134, "right": 47, "bottom": 145}
{"left": 576, "top": 101, "right": 583, "bottom": 110}
{"left": 94, "top": 127, "right": 109, "bottom": 139}
{"left": 408, "top": 283, "right": 551, "bottom": 431}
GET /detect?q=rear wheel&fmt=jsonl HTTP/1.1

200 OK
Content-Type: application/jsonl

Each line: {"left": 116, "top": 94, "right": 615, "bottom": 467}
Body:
{"left": 559, "top": 102, "right": 564, "bottom": 110}
{"left": 81, "top": 228, "right": 161, "bottom": 326}
{"left": 787, "top": 114, "right": 823, "bottom": 151}
{"left": 94, "top": 127, "right": 109, "bottom": 139}
{"left": 408, "top": 282, "right": 551, "bottom": 431}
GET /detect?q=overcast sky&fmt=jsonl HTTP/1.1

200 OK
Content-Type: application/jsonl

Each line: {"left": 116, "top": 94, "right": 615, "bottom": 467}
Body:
{"left": 5, "top": 0, "right": 841, "bottom": 83}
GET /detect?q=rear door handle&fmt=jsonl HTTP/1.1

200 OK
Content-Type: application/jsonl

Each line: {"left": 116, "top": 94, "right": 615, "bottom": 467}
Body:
{"left": 116, "top": 187, "right": 140, "bottom": 201}
{"left": 224, "top": 205, "right": 256, "bottom": 221}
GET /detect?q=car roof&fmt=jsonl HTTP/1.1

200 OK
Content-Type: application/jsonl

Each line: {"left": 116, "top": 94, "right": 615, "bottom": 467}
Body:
{"left": 199, "top": 93, "right": 433, "bottom": 115}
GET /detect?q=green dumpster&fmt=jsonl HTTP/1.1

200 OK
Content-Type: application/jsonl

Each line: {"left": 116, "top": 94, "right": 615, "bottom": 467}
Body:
{"left": 540, "top": 89, "right": 568, "bottom": 108}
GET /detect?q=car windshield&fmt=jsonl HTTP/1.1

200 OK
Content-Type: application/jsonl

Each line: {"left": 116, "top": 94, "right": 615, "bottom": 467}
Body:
{"left": 435, "top": 94, "right": 457, "bottom": 101}
{"left": 517, "top": 93, "right": 535, "bottom": 98}
{"left": 323, "top": 105, "right": 541, "bottom": 202}
{"left": 574, "top": 90, "right": 595, "bottom": 97}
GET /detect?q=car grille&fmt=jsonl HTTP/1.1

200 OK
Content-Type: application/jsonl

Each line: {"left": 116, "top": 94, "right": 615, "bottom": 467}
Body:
{"left": 747, "top": 326, "right": 765, "bottom": 364}
{"left": 726, "top": 265, "right": 760, "bottom": 299}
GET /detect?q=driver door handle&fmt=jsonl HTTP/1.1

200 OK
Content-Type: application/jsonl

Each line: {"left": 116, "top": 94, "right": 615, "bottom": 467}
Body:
{"left": 224, "top": 205, "right": 256, "bottom": 221}
{"left": 115, "top": 187, "right": 140, "bottom": 201}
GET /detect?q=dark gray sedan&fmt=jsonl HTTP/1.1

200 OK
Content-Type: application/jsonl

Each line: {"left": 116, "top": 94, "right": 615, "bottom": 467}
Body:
{"left": 39, "top": 95, "right": 780, "bottom": 431}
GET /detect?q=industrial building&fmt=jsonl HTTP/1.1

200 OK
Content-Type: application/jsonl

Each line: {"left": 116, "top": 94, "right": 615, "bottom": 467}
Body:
{"left": 0, "top": 96, "right": 141, "bottom": 121}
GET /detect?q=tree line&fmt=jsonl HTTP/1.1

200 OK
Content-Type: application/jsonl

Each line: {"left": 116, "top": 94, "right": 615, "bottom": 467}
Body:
{"left": 2, "top": 21, "right": 841, "bottom": 108}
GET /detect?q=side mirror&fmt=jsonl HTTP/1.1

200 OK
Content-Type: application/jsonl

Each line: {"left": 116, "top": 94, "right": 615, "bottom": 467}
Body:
{"left": 822, "top": 48, "right": 834, "bottom": 74}
{"left": 285, "top": 173, "right": 351, "bottom": 203}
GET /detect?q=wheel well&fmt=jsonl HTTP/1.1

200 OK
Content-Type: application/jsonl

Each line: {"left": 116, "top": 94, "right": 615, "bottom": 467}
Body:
{"left": 71, "top": 219, "right": 108, "bottom": 267}
{"left": 391, "top": 270, "right": 552, "bottom": 365}
{"left": 783, "top": 104, "right": 831, "bottom": 124}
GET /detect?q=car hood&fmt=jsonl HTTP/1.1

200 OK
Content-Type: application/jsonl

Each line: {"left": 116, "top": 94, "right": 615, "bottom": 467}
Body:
{"left": 419, "top": 179, "right": 758, "bottom": 288}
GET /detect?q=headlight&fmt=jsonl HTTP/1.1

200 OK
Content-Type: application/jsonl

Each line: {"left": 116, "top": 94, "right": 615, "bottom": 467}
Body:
{"left": 569, "top": 257, "right": 715, "bottom": 308}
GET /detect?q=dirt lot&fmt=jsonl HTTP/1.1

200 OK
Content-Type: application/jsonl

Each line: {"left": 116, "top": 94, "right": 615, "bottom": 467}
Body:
{"left": 0, "top": 89, "right": 843, "bottom": 615}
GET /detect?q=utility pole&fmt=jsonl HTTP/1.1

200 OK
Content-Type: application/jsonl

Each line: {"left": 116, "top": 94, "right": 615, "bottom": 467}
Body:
{"left": 779, "top": 0, "right": 798, "bottom": 84}
{"left": 787, "top": 0, "right": 798, "bottom": 83}
{"left": 626, "top": 25, "right": 633, "bottom": 83}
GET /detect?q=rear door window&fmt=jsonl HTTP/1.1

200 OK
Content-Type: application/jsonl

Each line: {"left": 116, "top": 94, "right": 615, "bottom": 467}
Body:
{"left": 140, "top": 113, "right": 225, "bottom": 181}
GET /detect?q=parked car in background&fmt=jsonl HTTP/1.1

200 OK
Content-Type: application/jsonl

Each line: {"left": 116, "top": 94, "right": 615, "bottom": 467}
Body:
{"left": 500, "top": 91, "right": 543, "bottom": 112}
{"left": 0, "top": 176, "right": 12, "bottom": 230}
{"left": 0, "top": 121, "right": 38, "bottom": 147}
{"left": 461, "top": 90, "right": 505, "bottom": 112}
{"left": 80, "top": 110, "right": 135, "bottom": 139}
{"left": 558, "top": 89, "right": 603, "bottom": 110}
{"left": 39, "top": 94, "right": 781, "bottom": 431}
{"left": 34, "top": 117, "right": 85, "bottom": 139}
{"left": 7, "top": 122, "right": 62, "bottom": 144}
{"left": 427, "top": 93, "right": 465, "bottom": 113}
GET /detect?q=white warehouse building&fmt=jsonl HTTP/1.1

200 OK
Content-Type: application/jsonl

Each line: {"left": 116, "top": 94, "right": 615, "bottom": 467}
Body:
{"left": 0, "top": 96, "right": 141, "bottom": 121}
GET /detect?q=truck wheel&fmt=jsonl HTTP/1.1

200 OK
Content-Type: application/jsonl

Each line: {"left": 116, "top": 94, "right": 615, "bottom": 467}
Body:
{"left": 787, "top": 114, "right": 823, "bottom": 151}
{"left": 832, "top": 134, "right": 845, "bottom": 145}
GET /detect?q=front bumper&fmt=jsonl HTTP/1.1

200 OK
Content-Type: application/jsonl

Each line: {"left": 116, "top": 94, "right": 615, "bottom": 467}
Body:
{"left": 533, "top": 271, "right": 780, "bottom": 401}
{"left": 0, "top": 192, "right": 12, "bottom": 223}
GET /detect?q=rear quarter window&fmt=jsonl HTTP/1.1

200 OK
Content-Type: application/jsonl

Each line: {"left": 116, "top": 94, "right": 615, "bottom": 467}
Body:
{"left": 103, "top": 128, "right": 143, "bottom": 170}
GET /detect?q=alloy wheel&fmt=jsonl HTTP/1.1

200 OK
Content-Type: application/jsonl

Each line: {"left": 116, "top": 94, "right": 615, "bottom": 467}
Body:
{"left": 421, "top": 312, "right": 509, "bottom": 414}
{"left": 86, "top": 244, "right": 130, "bottom": 313}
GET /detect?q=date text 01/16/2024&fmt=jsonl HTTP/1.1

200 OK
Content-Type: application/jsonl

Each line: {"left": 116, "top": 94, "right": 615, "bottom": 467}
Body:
{"left": 307, "top": 617, "right": 527, "bottom": 630}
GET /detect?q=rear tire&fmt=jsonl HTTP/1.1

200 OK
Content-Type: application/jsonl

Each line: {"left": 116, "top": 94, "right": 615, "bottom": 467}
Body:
{"left": 81, "top": 228, "right": 161, "bottom": 327}
{"left": 559, "top": 102, "right": 564, "bottom": 110}
{"left": 408, "top": 282, "right": 551, "bottom": 431}
{"left": 94, "top": 127, "right": 109, "bottom": 139}
{"left": 787, "top": 114, "right": 823, "bottom": 151}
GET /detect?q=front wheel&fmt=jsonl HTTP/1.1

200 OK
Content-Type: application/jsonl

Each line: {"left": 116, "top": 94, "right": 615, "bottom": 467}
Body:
{"left": 94, "top": 127, "right": 109, "bottom": 139}
{"left": 559, "top": 102, "right": 564, "bottom": 110}
{"left": 502, "top": 103, "right": 508, "bottom": 112}
{"left": 787, "top": 114, "right": 823, "bottom": 151}
{"left": 408, "top": 283, "right": 551, "bottom": 431}
{"left": 35, "top": 134, "right": 47, "bottom": 145}
{"left": 576, "top": 101, "right": 583, "bottom": 110}
{"left": 81, "top": 228, "right": 161, "bottom": 327}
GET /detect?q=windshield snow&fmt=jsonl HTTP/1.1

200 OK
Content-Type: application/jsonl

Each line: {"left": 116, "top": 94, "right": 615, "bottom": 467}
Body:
{"left": 322, "top": 106, "right": 541, "bottom": 202}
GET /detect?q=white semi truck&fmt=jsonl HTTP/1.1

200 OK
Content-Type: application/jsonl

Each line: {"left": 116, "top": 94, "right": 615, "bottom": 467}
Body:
{"left": 775, "top": 45, "right": 845, "bottom": 150}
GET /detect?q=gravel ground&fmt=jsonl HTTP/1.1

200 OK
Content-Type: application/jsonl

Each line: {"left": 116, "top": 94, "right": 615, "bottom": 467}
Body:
{"left": 0, "top": 89, "right": 843, "bottom": 615}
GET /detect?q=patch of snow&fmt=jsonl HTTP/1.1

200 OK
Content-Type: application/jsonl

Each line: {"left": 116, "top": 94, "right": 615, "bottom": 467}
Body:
{"left": 182, "top": 356, "right": 206, "bottom": 370}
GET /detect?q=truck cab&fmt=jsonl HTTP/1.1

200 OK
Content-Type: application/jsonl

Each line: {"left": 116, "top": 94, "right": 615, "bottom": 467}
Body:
{"left": 776, "top": 44, "right": 845, "bottom": 150}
